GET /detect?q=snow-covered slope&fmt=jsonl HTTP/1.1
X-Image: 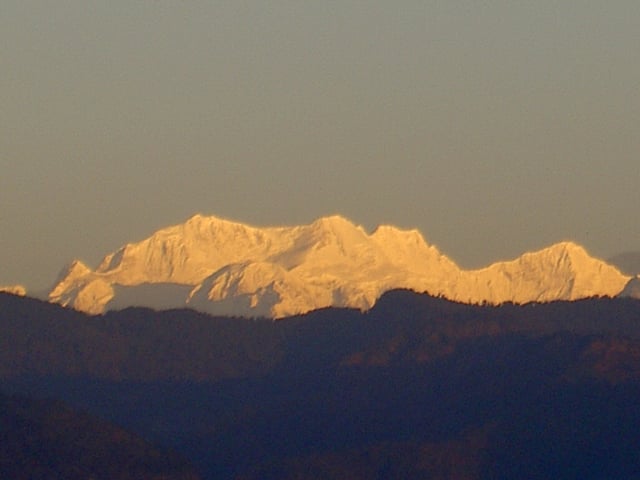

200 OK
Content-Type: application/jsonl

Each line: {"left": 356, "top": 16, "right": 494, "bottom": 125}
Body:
{"left": 49, "top": 214, "right": 631, "bottom": 317}
{"left": 456, "top": 242, "right": 628, "bottom": 304}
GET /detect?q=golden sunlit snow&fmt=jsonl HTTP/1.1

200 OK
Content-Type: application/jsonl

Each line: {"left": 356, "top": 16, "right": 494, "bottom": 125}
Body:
{"left": 49, "top": 214, "right": 631, "bottom": 318}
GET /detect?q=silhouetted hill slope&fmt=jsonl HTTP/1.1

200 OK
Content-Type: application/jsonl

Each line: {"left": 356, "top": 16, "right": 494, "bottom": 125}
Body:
{"left": 0, "top": 292, "right": 282, "bottom": 381}
{"left": 2, "top": 291, "right": 640, "bottom": 382}
{"left": 2, "top": 291, "right": 640, "bottom": 479}
{"left": 0, "top": 390, "right": 200, "bottom": 480}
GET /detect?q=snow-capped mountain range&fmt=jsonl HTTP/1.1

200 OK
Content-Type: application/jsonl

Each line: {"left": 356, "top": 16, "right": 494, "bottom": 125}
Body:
{"left": 49, "top": 214, "right": 634, "bottom": 318}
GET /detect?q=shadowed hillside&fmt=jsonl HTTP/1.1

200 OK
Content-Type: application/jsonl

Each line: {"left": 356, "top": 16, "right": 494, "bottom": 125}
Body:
{"left": 0, "top": 390, "right": 200, "bottom": 480}
{"left": 3, "top": 291, "right": 640, "bottom": 383}
{"left": 1, "top": 291, "right": 640, "bottom": 478}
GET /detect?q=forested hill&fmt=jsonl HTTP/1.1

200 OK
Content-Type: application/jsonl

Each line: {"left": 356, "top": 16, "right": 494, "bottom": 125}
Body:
{"left": 0, "top": 390, "right": 200, "bottom": 480}
{"left": 2, "top": 291, "right": 640, "bottom": 479}
{"left": 1, "top": 290, "right": 640, "bottom": 383}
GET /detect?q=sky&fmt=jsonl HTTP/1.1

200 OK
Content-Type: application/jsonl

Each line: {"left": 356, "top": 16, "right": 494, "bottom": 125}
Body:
{"left": 2, "top": 1, "right": 639, "bottom": 293}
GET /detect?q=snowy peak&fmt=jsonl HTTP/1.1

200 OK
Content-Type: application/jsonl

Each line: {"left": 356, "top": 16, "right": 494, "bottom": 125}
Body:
{"left": 49, "top": 260, "right": 93, "bottom": 299}
{"left": 531, "top": 241, "right": 591, "bottom": 268}
{"left": 371, "top": 225, "right": 445, "bottom": 261}
{"left": 459, "top": 241, "right": 629, "bottom": 304}
{"left": 371, "top": 224, "right": 419, "bottom": 239}
{"left": 48, "top": 214, "right": 631, "bottom": 318}
{"left": 61, "top": 260, "right": 92, "bottom": 280}
{"left": 370, "top": 225, "right": 427, "bottom": 252}
{"left": 0, "top": 285, "right": 27, "bottom": 296}
{"left": 309, "top": 215, "right": 366, "bottom": 236}
{"left": 301, "top": 215, "right": 369, "bottom": 250}
{"left": 93, "top": 214, "right": 271, "bottom": 285}
{"left": 310, "top": 214, "right": 355, "bottom": 229}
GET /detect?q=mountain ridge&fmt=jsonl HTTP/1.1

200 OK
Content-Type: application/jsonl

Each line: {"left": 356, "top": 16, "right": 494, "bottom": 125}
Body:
{"left": 49, "top": 213, "right": 632, "bottom": 317}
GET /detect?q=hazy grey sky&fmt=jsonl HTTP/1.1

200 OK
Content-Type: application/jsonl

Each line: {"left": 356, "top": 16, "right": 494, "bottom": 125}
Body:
{"left": 2, "top": 1, "right": 639, "bottom": 292}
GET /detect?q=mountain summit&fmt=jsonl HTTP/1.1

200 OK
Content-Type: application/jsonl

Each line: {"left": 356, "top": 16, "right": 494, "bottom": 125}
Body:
{"left": 49, "top": 214, "right": 631, "bottom": 317}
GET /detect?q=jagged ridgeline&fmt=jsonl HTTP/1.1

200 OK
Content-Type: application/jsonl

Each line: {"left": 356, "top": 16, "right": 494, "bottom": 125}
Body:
{"left": 48, "top": 214, "right": 634, "bottom": 318}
